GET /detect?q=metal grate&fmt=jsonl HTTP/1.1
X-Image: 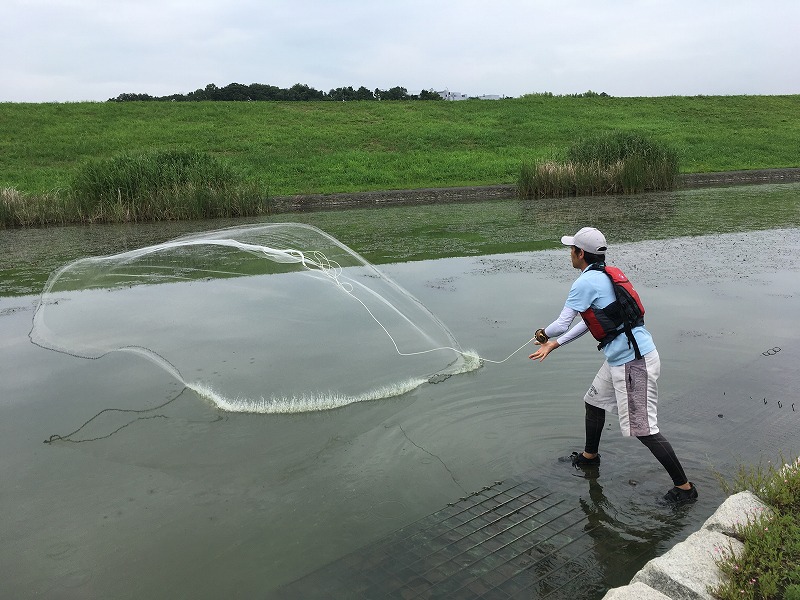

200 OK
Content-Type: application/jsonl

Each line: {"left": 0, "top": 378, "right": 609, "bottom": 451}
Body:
{"left": 278, "top": 477, "right": 604, "bottom": 599}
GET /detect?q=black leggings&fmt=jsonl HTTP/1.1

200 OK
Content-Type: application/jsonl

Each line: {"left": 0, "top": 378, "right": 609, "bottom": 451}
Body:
{"left": 583, "top": 402, "right": 688, "bottom": 487}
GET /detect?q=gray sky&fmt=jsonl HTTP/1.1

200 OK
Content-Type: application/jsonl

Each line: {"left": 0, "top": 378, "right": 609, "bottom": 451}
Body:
{"left": 4, "top": 0, "right": 799, "bottom": 102}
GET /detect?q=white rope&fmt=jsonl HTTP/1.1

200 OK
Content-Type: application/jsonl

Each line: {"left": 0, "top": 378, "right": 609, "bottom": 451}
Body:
{"left": 288, "top": 246, "right": 534, "bottom": 365}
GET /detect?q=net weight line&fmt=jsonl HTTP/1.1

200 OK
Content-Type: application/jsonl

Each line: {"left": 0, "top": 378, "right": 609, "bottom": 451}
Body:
{"left": 43, "top": 387, "right": 202, "bottom": 444}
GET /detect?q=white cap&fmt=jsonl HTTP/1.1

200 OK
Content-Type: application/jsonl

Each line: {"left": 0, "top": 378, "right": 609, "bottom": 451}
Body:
{"left": 561, "top": 227, "right": 607, "bottom": 253}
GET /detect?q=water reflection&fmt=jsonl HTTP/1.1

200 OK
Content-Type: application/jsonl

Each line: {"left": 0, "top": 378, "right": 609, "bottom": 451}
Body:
{"left": 577, "top": 474, "right": 687, "bottom": 591}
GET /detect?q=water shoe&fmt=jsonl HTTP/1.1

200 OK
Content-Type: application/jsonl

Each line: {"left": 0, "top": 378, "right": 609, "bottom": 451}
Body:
{"left": 663, "top": 482, "right": 698, "bottom": 505}
{"left": 570, "top": 451, "right": 601, "bottom": 467}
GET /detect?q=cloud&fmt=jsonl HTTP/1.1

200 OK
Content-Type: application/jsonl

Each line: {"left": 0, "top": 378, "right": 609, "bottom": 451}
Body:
{"left": 2, "top": 0, "right": 798, "bottom": 102}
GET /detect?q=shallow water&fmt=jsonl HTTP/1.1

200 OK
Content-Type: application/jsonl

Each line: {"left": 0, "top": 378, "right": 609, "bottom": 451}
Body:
{"left": 1, "top": 184, "right": 799, "bottom": 599}
{"left": 2, "top": 182, "right": 800, "bottom": 297}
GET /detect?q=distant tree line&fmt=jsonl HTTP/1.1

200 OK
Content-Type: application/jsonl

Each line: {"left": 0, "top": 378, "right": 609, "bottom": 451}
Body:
{"left": 520, "top": 90, "right": 611, "bottom": 99}
{"left": 108, "top": 82, "right": 444, "bottom": 102}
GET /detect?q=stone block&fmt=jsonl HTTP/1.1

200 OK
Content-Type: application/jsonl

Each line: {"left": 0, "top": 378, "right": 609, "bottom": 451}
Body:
{"left": 701, "top": 491, "right": 773, "bottom": 536}
{"left": 631, "top": 529, "right": 743, "bottom": 600}
{"left": 602, "top": 581, "right": 672, "bottom": 600}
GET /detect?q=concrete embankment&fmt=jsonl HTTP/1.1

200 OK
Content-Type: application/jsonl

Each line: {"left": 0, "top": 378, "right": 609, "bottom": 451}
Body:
{"left": 269, "top": 167, "right": 800, "bottom": 213}
{"left": 602, "top": 492, "right": 772, "bottom": 600}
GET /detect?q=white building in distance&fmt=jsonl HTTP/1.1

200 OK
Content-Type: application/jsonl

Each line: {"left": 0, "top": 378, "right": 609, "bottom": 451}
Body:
{"left": 437, "top": 89, "right": 505, "bottom": 100}
{"left": 437, "top": 90, "right": 468, "bottom": 100}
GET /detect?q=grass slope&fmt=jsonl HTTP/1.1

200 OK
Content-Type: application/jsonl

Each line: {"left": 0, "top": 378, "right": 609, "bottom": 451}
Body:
{"left": 1, "top": 95, "right": 799, "bottom": 197}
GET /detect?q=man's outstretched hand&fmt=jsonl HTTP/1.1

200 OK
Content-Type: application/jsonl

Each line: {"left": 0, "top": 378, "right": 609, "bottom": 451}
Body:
{"left": 529, "top": 339, "right": 560, "bottom": 362}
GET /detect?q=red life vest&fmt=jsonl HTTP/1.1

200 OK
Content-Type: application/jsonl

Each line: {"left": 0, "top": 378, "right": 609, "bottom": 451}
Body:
{"left": 579, "top": 265, "right": 645, "bottom": 351}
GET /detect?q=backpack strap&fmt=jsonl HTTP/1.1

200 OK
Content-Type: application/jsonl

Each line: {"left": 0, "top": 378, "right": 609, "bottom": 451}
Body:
{"left": 595, "top": 264, "right": 643, "bottom": 360}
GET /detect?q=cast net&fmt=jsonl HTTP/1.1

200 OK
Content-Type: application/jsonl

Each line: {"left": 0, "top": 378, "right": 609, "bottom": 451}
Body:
{"left": 31, "top": 223, "right": 480, "bottom": 414}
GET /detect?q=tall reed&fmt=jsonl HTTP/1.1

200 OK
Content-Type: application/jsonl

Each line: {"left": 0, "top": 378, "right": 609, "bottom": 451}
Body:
{"left": 1, "top": 187, "right": 74, "bottom": 227}
{"left": 65, "top": 149, "right": 269, "bottom": 224}
{"left": 518, "top": 132, "right": 679, "bottom": 199}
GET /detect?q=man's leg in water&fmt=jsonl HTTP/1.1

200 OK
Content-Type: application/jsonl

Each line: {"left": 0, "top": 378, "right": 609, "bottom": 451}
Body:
{"left": 582, "top": 402, "right": 605, "bottom": 459}
{"left": 579, "top": 361, "right": 619, "bottom": 461}
{"left": 638, "top": 433, "right": 691, "bottom": 489}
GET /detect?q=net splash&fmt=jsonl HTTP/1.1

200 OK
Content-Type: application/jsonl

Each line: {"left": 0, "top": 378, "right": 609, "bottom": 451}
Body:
{"left": 189, "top": 348, "right": 483, "bottom": 414}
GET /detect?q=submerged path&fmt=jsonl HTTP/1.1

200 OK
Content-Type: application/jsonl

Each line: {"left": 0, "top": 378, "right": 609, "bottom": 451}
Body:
{"left": 276, "top": 342, "right": 799, "bottom": 599}
{"left": 279, "top": 475, "right": 610, "bottom": 599}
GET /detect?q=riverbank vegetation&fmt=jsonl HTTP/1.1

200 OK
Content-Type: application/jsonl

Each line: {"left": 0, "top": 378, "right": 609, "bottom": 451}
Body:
{"left": 517, "top": 131, "right": 679, "bottom": 197}
{"left": 714, "top": 456, "right": 800, "bottom": 600}
{"left": 69, "top": 149, "right": 267, "bottom": 223}
{"left": 2, "top": 150, "right": 268, "bottom": 226}
{"left": 1, "top": 94, "right": 799, "bottom": 226}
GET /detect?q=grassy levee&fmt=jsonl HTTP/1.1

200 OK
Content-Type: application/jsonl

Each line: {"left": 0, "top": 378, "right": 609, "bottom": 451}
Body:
{"left": 1, "top": 95, "right": 799, "bottom": 224}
